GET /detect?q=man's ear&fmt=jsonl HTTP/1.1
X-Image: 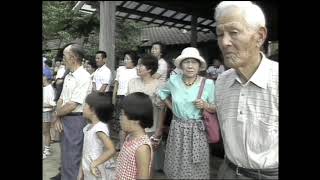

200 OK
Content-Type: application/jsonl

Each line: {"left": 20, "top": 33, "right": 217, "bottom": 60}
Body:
{"left": 256, "top": 26, "right": 267, "bottom": 48}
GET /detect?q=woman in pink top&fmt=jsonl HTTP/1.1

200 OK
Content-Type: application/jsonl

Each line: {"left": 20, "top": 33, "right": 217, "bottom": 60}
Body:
{"left": 115, "top": 92, "right": 154, "bottom": 180}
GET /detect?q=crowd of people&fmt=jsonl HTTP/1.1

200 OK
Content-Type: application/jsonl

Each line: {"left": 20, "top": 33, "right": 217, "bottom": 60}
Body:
{"left": 43, "top": 1, "right": 278, "bottom": 180}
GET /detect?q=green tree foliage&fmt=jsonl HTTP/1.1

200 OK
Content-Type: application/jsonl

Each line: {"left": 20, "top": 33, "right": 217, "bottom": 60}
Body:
{"left": 43, "top": 1, "right": 78, "bottom": 40}
{"left": 43, "top": 1, "right": 143, "bottom": 67}
{"left": 115, "top": 18, "right": 144, "bottom": 64}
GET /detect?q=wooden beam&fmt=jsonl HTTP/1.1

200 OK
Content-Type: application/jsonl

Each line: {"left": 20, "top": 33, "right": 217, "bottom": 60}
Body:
{"left": 119, "top": 1, "right": 126, "bottom": 7}
{"left": 190, "top": 14, "right": 198, "bottom": 47}
{"left": 168, "top": 23, "right": 177, "bottom": 29}
{"left": 179, "top": 14, "right": 191, "bottom": 29}
{"left": 147, "top": 9, "right": 171, "bottom": 25}
{"left": 123, "top": 2, "right": 143, "bottom": 20}
{"left": 140, "top": 1, "right": 213, "bottom": 21}
{"left": 122, "top": 16, "right": 163, "bottom": 27}
{"left": 116, "top": 6, "right": 213, "bottom": 31}
{"left": 197, "top": 18, "right": 207, "bottom": 25}
{"left": 72, "top": 1, "right": 85, "bottom": 11}
{"left": 180, "top": 14, "right": 189, "bottom": 21}
{"left": 100, "top": 1, "right": 116, "bottom": 70}
{"left": 156, "top": 11, "right": 179, "bottom": 26}
{"left": 208, "top": 21, "right": 216, "bottom": 27}
{"left": 161, "top": 11, "right": 178, "bottom": 27}
{"left": 137, "top": 6, "right": 156, "bottom": 21}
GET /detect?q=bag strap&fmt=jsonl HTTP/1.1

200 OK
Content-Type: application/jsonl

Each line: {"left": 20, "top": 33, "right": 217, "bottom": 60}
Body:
{"left": 197, "top": 77, "right": 206, "bottom": 99}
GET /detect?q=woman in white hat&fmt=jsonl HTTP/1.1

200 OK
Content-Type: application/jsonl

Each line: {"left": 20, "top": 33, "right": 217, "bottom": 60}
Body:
{"left": 156, "top": 47, "right": 216, "bottom": 179}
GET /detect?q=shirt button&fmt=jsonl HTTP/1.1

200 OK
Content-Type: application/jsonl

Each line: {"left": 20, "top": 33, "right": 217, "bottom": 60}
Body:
{"left": 240, "top": 111, "right": 242, "bottom": 115}
{"left": 241, "top": 94, "right": 244, "bottom": 96}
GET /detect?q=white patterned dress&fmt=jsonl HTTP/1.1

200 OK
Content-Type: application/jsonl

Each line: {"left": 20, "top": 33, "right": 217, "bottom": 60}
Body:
{"left": 80, "top": 122, "right": 116, "bottom": 180}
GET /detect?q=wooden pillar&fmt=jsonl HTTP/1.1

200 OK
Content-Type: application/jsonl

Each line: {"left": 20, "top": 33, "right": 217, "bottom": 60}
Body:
{"left": 190, "top": 14, "right": 198, "bottom": 47}
{"left": 99, "top": 1, "right": 116, "bottom": 70}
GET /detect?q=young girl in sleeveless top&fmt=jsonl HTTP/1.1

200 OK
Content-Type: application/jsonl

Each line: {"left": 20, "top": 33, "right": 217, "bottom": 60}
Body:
{"left": 78, "top": 92, "right": 116, "bottom": 180}
{"left": 115, "top": 92, "right": 154, "bottom": 180}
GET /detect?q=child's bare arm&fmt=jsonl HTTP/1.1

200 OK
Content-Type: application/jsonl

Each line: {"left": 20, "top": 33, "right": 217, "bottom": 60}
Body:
{"left": 91, "top": 132, "right": 116, "bottom": 168}
{"left": 135, "top": 144, "right": 151, "bottom": 179}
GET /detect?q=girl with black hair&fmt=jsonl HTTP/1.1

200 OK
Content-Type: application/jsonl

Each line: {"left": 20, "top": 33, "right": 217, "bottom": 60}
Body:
{"left": 115, "top": 92, "right": 154, "bottom": 179}
{"left": 78, "top": 92, "right": 116, "bottom": 180}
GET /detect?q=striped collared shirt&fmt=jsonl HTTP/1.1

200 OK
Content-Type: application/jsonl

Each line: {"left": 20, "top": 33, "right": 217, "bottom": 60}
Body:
{"left": 215, "top": 53, "right": 278, "bottom": 169}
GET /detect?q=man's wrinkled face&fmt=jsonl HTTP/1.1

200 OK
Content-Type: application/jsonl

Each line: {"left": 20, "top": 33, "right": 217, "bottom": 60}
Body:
{"left": 216, "top": 8, "right": 259, "bottom": 69}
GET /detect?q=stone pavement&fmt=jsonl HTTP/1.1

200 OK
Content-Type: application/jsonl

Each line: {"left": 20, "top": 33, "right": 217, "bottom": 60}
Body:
{"left": 43, "top": 141, "right": 223, "bottom": 179}
{"left": 42, "top": 142, "right": 61, "bottom": 180}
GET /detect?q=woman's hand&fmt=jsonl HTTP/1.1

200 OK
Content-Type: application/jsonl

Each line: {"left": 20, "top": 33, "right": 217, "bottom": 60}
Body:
{"left": 194, "top": 99, "right": 207, "bottom": 109}
{"left": 150, "top": 133, "right": 162, "bottom": 150}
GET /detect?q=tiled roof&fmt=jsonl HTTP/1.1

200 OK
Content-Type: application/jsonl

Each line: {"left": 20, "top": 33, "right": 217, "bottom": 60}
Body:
{"left": 140, "top": 26, "right": 216, "bottom": 47}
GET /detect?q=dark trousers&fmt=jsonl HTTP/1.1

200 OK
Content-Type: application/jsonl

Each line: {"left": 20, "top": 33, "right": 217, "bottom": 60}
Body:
{"left": 217, "top": 158, "right": 278, "bottom": 179}
{"left": 115, "top": 95, "right": 125, "bottom": 120}
{"left": 113, "top": 95, "right": 125, "bottom": 133}
{"left": 60, "top": 115, "right": 87, "bottom": 180}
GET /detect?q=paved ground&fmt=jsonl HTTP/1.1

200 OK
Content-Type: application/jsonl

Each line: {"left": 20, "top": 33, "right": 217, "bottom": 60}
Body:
{"left": 42, "top": 142, "right": 61, "bottom": 180}
{"left": 43, "top": 140, "right": 223, "bottom": 179}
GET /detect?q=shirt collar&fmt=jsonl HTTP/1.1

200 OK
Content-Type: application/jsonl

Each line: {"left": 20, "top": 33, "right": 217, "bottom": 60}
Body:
{"left": 227, "top": 52, "right": 269, "bottom": 89}
{"left": 97, "top": 64, "right": 107, "bottom": 71}
{"left": 226, "top": 69, "right": 238, "bottom": 88}
{"left": 70, "top": 66, "right": 84, "bottom": 78}
{"left": 248, "top": 52, "right": 269, "bottom": 89}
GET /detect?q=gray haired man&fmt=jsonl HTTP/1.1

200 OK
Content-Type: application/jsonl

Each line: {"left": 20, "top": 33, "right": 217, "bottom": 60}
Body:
{"left": 53, "top": 43, "right": 92, "bottom": 180}
{"left": 214, "top": 1, "right": 278, "bottom": 179}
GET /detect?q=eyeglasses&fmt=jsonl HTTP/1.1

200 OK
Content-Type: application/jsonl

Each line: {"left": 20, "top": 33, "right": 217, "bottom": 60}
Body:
{"left": 182, "top": 59, "right": 199, "bottom": 65}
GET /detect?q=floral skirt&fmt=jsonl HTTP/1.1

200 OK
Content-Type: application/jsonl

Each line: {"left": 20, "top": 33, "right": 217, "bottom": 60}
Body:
{"left": 164, "top": 117, "right": 210, "bottom": 179}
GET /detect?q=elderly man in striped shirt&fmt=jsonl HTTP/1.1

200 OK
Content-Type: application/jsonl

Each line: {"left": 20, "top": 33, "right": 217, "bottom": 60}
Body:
{"left": 214, "top": 1, "right": 278, "bottom": 179}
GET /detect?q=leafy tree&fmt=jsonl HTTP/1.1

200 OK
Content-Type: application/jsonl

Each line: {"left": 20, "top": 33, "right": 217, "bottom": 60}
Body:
{"left": 42, "top": 1, "right": 79, "bottom": 40}
{"left": 115, "top": 18, "right": 144, "bottom": 65}
{"left": 43, "top": 1, "right": 143, "bottom": 68}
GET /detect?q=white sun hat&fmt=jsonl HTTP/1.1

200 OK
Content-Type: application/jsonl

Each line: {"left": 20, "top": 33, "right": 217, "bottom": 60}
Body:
{"left": 174, "top": 47, "right": 207, "bottom": 71}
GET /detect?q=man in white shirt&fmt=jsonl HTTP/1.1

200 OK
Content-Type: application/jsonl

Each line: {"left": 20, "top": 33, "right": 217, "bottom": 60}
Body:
{"left": 214, "top": 2, "right": 278, "bottom": 179}
{"left": 92, "top": 51, "right": 112, "bottom": 93}
{"left": 53, "top": 43, "right": 92, "bottom": 180}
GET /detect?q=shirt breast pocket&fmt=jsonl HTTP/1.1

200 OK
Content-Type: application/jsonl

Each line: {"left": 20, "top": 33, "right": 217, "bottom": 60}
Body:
{"left": 248, "top": 113, "right": 278, "bottom": 153}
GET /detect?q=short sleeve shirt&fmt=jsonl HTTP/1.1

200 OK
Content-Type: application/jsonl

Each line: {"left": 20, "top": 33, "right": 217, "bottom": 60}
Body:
{"left": 60, "top": 66, "right": 92, "bottom": 113}
{"left": 156, "top": 58, "right": 168, "bottom": 82}
{"left": 93, "top": 65, "right": 112, "bottom": 92}
{"left": 158, "top": 74, "right": 215, "bottom": 120}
